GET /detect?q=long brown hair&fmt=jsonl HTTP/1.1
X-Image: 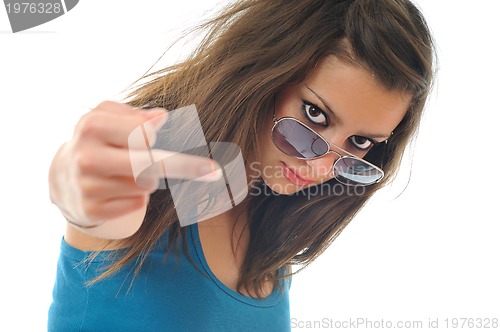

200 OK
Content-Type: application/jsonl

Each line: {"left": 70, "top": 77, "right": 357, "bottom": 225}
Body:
{"left": 92, "top": 0, "right": 436, "bottom": 298}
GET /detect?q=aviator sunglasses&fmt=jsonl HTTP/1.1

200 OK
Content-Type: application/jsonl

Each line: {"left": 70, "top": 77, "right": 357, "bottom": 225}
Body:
{"left": 271, "top": 106, "right": 386, "bottom": 186}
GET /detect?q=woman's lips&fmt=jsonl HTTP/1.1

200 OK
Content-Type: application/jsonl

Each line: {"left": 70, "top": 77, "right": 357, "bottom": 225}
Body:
{"left": 280, "top": 162, "right": 314, "bottom": 186}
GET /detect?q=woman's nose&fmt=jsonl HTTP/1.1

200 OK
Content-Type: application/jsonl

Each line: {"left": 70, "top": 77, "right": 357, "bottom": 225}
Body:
{"left": 306, "top": 133, "right": 347, "bottom": 178}
{"left": 305, "top": 152, "right": 338, "bottom": 178}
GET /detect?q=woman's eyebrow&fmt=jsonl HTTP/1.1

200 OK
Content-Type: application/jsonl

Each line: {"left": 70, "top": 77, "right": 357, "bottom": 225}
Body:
{"left": 305, "top": 84, "right": 391, "bottom": 141}
{"left": 305, "top": 84, "right": 339, "bottom": 123}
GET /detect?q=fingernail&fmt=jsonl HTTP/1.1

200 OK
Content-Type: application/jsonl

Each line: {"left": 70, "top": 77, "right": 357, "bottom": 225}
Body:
{"left": 144, "top": 107, "right": 167, "bottom": 117}
{"left": 198, "top": 161, "right": 223, "bottom": 180}
{"left": 146, "top": 111, "right": 168, "bottom": 131}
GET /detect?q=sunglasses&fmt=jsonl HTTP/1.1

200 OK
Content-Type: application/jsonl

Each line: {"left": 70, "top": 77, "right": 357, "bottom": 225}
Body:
{"left": 271, "top": 115, "right": 385, "bottom": 186}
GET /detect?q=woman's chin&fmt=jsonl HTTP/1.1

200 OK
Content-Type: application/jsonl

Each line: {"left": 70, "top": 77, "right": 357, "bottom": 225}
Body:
{"left": 260, "top": 176, "right": 306, "bottom": 196}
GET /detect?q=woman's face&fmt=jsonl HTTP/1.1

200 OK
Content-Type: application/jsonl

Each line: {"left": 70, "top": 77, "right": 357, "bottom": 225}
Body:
{"left": 253, "top": 56, "right": 412, "bottom": 195}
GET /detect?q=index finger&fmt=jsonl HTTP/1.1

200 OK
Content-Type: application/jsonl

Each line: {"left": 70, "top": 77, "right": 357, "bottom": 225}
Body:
{"left": 132, "top": 149, "right": 223, "bottom": 188}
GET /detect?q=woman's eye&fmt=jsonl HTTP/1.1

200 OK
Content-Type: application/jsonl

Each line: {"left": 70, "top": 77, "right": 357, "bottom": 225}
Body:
{"left": 302, "top": 102, "right": 327, "bottom": 126}
{"left": 349, "top": 136, "right": 374, "bottom": 151}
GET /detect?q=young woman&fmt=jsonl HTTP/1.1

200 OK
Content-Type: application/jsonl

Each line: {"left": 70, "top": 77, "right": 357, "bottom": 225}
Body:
{"left": 48, "top": 0, "right": 435, "bottom": 330}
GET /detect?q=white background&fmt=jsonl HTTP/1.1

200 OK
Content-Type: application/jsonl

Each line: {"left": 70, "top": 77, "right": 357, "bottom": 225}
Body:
{"left": 1, "top": 1, "right": 499, "bottom": 331}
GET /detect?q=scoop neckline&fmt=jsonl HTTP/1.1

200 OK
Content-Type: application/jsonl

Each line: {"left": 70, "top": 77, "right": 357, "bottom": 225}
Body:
{"left": 189, "top": 222, "right": 286, "bottom": 307}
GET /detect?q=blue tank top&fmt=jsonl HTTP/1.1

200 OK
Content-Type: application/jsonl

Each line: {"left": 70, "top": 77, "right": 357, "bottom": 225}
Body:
{"left": 48, "top": 223, "right": 291, "bottom": 331}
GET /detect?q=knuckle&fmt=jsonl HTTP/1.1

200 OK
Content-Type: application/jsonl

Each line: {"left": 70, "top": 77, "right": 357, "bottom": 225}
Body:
{"left": 78, "top": 178, "right": 99, "bottom": 199}
{"left": 77, "top": 114, "right": 102, "bottom": 139}
{"left": 81, "top": 200, "right": 103, "bottom": 220}
{"left": 131, "top": 195, "right": 148, "bottom": 209}
{"left": 74, "top": 151, "right": 99, "bottom": 174}
{"left": 95, "top": 100, "right": 118, "bottom": 111}
{"left": 95, "top": 100, "right": 134, "bottom": 113}
{"left": 137, "top": 177, "right": 158, "bottom": 191}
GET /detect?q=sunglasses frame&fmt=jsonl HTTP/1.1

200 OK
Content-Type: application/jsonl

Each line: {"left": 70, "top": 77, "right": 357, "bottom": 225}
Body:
{"left": 271, "top": 115, "right": 385, "bottom": 186}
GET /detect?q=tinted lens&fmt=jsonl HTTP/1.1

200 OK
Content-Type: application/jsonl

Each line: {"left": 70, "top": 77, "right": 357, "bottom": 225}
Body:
{"left": 272, "top": 119, "right": 329, "bottom": 158}
{"left": 334, "top": 156, "right": 383, "bottom": 185}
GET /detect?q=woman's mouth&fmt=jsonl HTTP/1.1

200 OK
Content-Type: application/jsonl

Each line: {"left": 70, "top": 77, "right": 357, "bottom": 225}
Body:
{"left": 280, "top": 162, "right": 314, "bottom": 186}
